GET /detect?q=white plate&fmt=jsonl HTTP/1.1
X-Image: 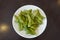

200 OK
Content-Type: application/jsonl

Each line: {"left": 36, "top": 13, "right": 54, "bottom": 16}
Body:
{"left": 12, "top": 5, "right": 47, "bottom": 38}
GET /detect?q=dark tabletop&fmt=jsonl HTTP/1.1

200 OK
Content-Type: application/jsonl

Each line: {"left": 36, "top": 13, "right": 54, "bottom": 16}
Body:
{"left": 0, "top": 0, "right": 60, "bottom": 40}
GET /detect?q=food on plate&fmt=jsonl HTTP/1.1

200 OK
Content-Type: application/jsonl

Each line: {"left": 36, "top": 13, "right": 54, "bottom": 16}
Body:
{"left": 14, "top": 9, "right": 44, "bottom": 35}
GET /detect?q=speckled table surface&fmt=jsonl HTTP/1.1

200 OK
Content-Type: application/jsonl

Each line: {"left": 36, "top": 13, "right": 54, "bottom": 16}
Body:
{"left": 0, "top": 0, "right": 60, "bottom": 40}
